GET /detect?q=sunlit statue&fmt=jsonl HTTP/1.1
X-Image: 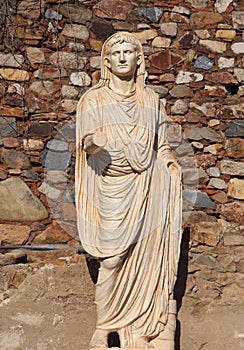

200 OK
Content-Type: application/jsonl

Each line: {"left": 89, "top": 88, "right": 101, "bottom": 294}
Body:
{"left": 75, "top": 32, "right": 182, "bottom": 350}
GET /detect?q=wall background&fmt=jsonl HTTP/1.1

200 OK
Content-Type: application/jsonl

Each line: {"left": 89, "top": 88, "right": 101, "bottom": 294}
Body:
{"left": 0, "top": 1, "right": 243, "bottom": 347}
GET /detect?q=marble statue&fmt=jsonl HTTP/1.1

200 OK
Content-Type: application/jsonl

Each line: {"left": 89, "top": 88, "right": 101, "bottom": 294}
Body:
{"left": 75, "top": 32, "right": 182, "bottom": 350}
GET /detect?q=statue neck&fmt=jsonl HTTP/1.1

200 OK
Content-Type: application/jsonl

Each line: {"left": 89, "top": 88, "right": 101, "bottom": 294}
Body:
{"left": 109, "top": 74, "right": 135, "bottom": 96}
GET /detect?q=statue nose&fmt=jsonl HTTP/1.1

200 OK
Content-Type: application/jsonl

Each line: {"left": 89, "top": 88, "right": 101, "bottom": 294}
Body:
{"left": 119, "top": 51, "right": 126, "bottom": 62}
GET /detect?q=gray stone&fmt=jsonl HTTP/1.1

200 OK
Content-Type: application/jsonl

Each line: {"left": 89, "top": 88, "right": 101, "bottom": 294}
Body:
{"left": 61, "top": 85, "right": 79, "bottom": 99}
{"left": 160, "top": 23, "right": 178, "bottom": 37}
{"left": 0, "top": 54, "right": 24, "bottom": 68}
{"left": 58, "top": 4, "right": 92, "bottom": 24}
{"left": 50, "top": 52, "right": 87, "bottom": 70}
{"left": 70, "top": 72, "right": 91, "bottom": 87}
{"left": 171, "top": 99, "right": 188, "bottom": 115}
{"left": 1, "top": 149, "right": 31, "bottom": 169}
{"left": 0, "top": 177, "right": 48, "bottom": 221}
{"left": 38, "top": 182, "right": 61, "bottom": 200}
{"left": 208, "top": 167, "right": 220, "bottom": 178}
{"left": 137, "top": 7, "right": 163, "bottom": 23}
{"left": 220, "top": 160, "right": 244, "bottom": 176}
{"left": 42, "top": 151, "right": 71, "bottom": 170}
{"left": 169, "top": 85, "right": 193, "bottom": 97}
{"left": 46, "top": 170, "right": 67, "bottom": 184}
{"left": 147, "top": 85, "right": 168, "bottom": 97}
{"left": 194, "top": 56, "right": 214, "bottom": 70}
{"left": 22, "top": 170, "right": 41, "bottom": 181}
{"left": 225, "top": 120, "right": 244, "bottom": 137}
{"left": 232, "top": 11, "right": 244, "bottom": 29}
{"left": 0, "top": 117, "right": 17, "bottom": 137}
{"left": 208, "top": 178, "right": 227, "bottom": 190}
{"left": 183, "top": 189, "right": 216, "bottom": 209}
{"left": 234, "top": 68, "right": 244, "bottom": 83}
{"left": 176, "top": 71, "right": 203, "bottom": 84}
{"left": 29, "top": 81, "right": 55, "bottom": 98}
{"left": 46, "top": 140, "right": 69, "bottom": 152}
{"left": 29, "top": 122, "right": 53, "bottom": 137}
{"left": 215, "top": 0, "right": 233, "bottom": 13}
{"left": 45, "top": 8, "right": 62, "bottom": 21}
{"left": 184, "top": 127, "right": 222, "bottom": 142}
{"left": 64, "top": 183, "right": 75, "bottom": 203}
{"left": 61, "top": 24, "right": 89, "bottom": 40}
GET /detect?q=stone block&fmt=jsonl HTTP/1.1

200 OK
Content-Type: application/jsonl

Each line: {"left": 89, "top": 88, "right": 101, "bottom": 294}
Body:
{"left": 190, "top": 221, "right": 222, "bottom": 246}
{"left": 0, "top": 224, "right": 31, "bottom": 245}
{"left": 1, "top": 149, "right": 31, "bottom": 169}
{"left": 227, "top": 178, "right": 244, "bottom": 200}
{"left": 61, "top": 24, "right": 89, "bottom": 40}
{"left": 220, "top": 160, "right": 244, "bottom": 176}
{"left": 0, "top": 178, "right": 48, "bottom": 221}
{"left": 0, "top": 68, "right": 29, "bottom": 81}
{"left": 199, "top": 40, "right": 226, "bottom": 54}
{"left": 0, "top": 117, "right": 17, "bottom": 137}
{"left": 0, "top": 53, "right": 24, "bottom": 68}
{"left": 94, "top": 0, "right": 132, "bottom": 20}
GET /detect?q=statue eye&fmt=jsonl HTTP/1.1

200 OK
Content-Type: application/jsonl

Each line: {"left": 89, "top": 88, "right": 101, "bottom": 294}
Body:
{"left": 112, "top": 51, "right": 120, "bottom": 56}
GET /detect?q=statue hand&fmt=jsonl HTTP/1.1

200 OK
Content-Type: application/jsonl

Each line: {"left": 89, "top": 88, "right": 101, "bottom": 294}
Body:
{"left": 168, "top": 161, "right": 180, "bottom": 176}
{"left": 83, "top": 130, "right": 107, "bottom": 154}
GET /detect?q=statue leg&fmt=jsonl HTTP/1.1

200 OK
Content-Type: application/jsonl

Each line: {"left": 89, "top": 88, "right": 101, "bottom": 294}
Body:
{"left": 90, "top": 256, "right": 122, "bottom": 349}
{"left": 151, "top": 299, "right": 177, "bottom": 350}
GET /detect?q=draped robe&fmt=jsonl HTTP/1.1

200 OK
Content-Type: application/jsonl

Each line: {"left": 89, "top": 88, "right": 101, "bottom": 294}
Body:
{"left": 75, "top": 85, "right": 182, "bottom": 344}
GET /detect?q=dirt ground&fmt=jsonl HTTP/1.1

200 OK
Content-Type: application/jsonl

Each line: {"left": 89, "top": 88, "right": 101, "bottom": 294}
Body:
{"left": 0, "top": 253, "right": 243, "bottom": 350}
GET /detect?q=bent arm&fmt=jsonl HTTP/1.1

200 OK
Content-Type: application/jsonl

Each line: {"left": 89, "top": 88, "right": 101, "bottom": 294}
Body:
{"left": 83, "top": 130, "right": 107, "bottom": 155}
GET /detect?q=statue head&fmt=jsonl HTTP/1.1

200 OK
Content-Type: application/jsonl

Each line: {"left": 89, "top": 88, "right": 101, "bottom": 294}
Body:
{"left": 100, "top": 32, "right": 146, "bottom": 87}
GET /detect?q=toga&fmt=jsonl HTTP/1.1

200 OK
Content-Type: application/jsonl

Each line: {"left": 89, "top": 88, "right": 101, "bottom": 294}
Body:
{"left": 75, "top": 85, "right": 182, "bottom": 342}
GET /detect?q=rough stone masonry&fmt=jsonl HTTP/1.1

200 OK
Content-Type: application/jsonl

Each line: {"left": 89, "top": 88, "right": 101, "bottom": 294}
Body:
{"left": 0, "top": 0, "right": 243, "bottom": 348}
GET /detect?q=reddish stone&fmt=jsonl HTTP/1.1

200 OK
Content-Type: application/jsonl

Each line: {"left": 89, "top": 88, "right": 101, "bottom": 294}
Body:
{"left": 159, "top": 73, "right": 175, "bottom": 82}
{"left": 32, "top": 223, "right": 72, "bottom": 244}
{"left": 217, "top": 201, "right": 244, "bottom": 224}
{"left": 205, "top": 72, "right": 238, "bottom": 85}
{"left": 150, "top": 50, "right": 183, "bottom": 70}
{"left": 225, "top": 138, "right": 244, "bottom": 158}
{"left": 94, "top": 0, "right": 132, "bottom": 20}
{"left": 3, "top": 137, "right": 20, "bottom": 148}
{"left": 191, "top": 12, "right": 223, "bottom": 28}
{"left": 171, "top": 13, "right": 189, "bottom": 23}
{"left": 62, "top": 203, "right": 77, "bottom": 222}
{"left": 35, "top": 68, "right": 67, "bottom": 80}
{"left": 0, "top": 106, "right": 24, "bottom": 117}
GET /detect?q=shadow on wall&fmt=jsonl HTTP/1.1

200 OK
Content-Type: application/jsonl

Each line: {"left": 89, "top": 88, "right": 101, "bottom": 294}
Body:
{"left": 174, "top": 227, "right": 190, "bottom": 350}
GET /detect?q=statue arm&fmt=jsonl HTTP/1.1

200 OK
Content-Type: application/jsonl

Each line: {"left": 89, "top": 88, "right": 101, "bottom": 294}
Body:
{"left": 76, "top": 94, "right": 107, "bottom": 155}
{"left": 157, "top": 103, "right": 181, "bottom": 177}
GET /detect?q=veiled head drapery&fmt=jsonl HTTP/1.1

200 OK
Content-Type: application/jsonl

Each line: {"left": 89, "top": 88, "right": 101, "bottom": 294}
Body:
{"left": 75, "top": 32, "right": 182, "bottom": 344}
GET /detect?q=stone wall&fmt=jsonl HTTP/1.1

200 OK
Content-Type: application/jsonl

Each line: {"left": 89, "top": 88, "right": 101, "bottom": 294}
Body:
{"left": 0, "top": 0, "right": 243, "bottom": 308}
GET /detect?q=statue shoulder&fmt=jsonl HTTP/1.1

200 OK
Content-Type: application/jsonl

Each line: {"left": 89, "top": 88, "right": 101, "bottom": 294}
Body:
{"left": 77, "top": 87, "right": 106, "bottom": 112}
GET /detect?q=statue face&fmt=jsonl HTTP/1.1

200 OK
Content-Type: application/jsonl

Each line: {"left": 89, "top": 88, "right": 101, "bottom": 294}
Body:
{"left": 105, "top": 42, "right": 141, "bottom": 78}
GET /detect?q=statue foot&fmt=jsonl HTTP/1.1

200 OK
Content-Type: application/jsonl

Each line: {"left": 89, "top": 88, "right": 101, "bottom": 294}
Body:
{"left": 134, "top": 336, "right": 154, "bottom": 349}
{"left": 90, "top": 329, "right": 108, "bottom": 349}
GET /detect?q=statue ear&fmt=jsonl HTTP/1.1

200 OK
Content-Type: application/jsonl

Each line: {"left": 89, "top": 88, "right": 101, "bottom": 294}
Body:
{"left": 104, "top": 57, "right": 111, "bottom": 69}
{"left": 137, "top": 53, "right": 142, "bottom": 66}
